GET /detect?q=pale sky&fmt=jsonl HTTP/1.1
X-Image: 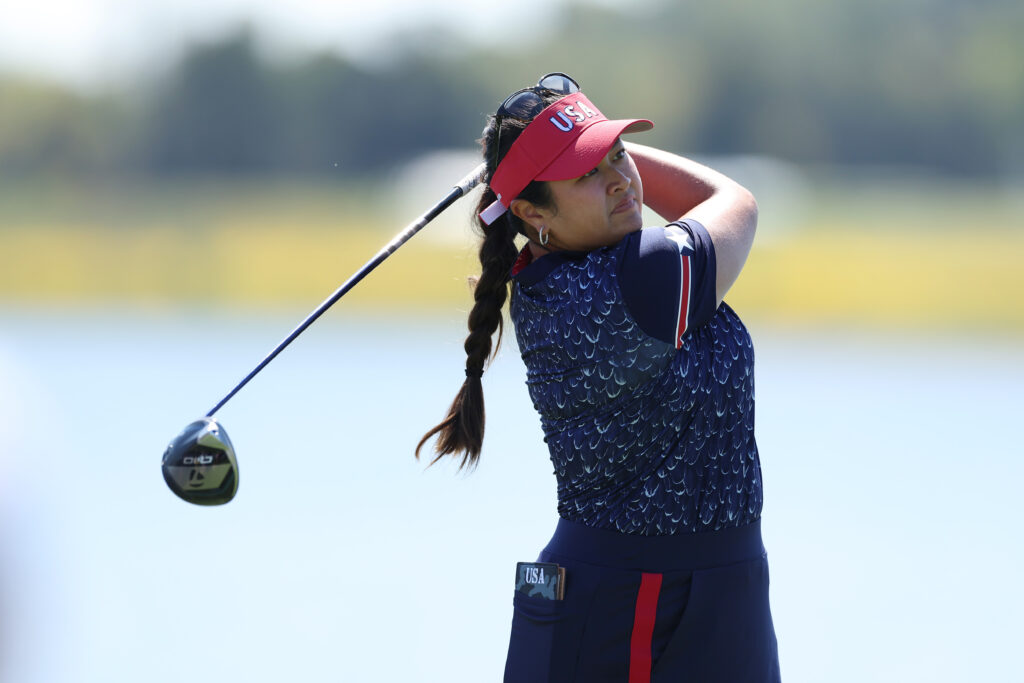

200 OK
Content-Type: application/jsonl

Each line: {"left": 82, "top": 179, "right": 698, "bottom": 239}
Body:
{"left": 0, "top": 0, "right": 647, "bottom": 88}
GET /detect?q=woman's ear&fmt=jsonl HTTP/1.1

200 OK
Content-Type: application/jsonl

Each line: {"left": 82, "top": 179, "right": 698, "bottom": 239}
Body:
{"left": 510, "top": 198, "right": 546, "bottom": 232}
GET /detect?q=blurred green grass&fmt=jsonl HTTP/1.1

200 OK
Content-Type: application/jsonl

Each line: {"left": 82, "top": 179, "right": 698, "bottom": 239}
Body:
{"left": 1, "top": 173, "right": 1022, "bottom": 333}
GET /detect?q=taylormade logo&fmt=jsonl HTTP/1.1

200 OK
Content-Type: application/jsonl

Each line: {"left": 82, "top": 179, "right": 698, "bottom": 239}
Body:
{"left": 549, "top": 101, "right": 599, "bottom": 132}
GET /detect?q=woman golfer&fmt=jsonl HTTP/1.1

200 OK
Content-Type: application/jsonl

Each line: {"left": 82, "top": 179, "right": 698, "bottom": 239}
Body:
{"left": 419, "top": 73, "right": 781, "bottom": 682}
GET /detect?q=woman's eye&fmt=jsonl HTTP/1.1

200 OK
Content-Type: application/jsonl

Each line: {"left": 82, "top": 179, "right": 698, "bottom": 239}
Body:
{"left": 613, "top": 148, "right": 627, "bottom": 161}
{"left": 582, "top": 167, "right": 599, "bottom": 178}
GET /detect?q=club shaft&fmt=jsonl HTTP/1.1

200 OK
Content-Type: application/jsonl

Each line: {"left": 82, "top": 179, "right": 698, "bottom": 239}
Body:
{"left": 205, "top": 163, "right": 486, "bottom": 418}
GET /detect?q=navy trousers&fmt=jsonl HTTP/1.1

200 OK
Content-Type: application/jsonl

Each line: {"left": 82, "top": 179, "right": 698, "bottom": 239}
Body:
{"left": 503, "top": 519, "right": 781, "bottom": 682}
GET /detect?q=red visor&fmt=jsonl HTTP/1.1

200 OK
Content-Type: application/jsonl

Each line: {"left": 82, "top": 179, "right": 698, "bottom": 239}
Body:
{"left": 480, "top": 92, "right": 653, "bottom": 225}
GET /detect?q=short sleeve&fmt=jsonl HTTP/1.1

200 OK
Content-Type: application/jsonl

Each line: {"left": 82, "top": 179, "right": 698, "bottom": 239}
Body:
{"left": 618, "top": 219, "right": 718, "bottom": 347}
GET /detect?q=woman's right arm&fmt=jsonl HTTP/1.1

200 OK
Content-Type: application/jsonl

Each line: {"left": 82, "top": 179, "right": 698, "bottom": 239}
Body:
{"left": 626, "top": 142, "right": 758, "bottom": 306}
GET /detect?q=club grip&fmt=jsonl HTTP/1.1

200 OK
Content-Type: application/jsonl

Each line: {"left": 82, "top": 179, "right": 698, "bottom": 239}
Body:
{"left": 455, "top": 162, "right": 487, "bottom": 195}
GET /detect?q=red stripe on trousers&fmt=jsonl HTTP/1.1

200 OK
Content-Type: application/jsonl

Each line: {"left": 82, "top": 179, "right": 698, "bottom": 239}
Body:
{"left": 628, "top": 572, "right": 663, "bottom": 683}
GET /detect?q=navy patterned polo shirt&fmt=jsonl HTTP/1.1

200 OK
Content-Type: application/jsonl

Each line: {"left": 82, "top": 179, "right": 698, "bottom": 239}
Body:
{"left": 509, "top": 219, "right": 762, "bottom": 535}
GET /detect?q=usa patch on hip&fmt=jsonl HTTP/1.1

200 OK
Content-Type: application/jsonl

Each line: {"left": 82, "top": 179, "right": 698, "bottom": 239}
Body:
{"left": 515, "top": 561, "right": 566, "bottom": 601}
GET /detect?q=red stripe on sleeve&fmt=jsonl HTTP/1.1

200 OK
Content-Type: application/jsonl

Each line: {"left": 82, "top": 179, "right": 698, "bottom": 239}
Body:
{"left": 674, "top": 254, "right": 692, "bottom": 348}
{"left": 628, "top": 572, "right": 663, "bottom": 683}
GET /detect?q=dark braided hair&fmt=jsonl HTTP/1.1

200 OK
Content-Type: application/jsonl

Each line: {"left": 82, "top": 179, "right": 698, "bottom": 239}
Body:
{"left": 416, "top": 92, "right": 561, "bottom": 469}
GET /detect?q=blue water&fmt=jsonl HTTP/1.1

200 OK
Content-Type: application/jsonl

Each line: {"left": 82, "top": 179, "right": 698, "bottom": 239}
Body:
{"left": 1, "top": 306, "right": 1021, "bottom": 682}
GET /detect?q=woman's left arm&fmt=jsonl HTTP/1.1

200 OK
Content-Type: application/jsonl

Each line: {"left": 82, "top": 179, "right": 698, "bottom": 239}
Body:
{"left": 626, "top": 142, "right": 757, "bottom": 305}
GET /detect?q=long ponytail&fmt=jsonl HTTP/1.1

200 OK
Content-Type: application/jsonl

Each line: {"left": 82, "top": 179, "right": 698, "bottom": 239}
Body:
{"left": 414, "top": 195, "right": 517, "bottom": 468}
{"left": 416, "top": 96, "right": 559, "bottom": 468}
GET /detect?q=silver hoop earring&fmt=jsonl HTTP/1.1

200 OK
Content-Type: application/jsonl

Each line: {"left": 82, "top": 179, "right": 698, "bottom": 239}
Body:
{"left": 538, "top": 226, "right": 549, "bottom": 246}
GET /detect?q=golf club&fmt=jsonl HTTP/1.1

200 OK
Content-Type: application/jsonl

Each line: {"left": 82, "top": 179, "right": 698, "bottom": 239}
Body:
{"left": 162, "top": 162, "right": 486, "bottom": 505}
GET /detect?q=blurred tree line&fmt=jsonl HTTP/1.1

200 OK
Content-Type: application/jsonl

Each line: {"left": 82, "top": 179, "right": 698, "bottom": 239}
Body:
{"left": 1, "top": 0, "right": 1021, "bottom": 180}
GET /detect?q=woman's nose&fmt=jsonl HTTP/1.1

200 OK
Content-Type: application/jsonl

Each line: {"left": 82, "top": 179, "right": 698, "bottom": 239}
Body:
{"left": 606, "top": 166, "right": 631, "bottom": 193}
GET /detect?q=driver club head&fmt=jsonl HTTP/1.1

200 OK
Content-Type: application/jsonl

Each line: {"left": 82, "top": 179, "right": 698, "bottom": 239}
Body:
{"left": 162, "top": 417, "right": 239, "bottom": 505}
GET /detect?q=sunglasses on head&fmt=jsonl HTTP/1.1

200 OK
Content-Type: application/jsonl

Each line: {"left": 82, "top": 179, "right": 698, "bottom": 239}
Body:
{"left": 497, "top": 72, "right": 581, "bottom": 122}
{"left": 492, "top": 73, "right": 581, "bottom": 176}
